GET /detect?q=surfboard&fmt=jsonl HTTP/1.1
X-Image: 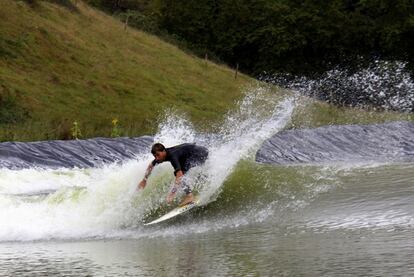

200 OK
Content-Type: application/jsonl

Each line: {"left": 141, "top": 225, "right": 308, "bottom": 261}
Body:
{"left": 144, "top": 196, "right": 200, "bottom": 226}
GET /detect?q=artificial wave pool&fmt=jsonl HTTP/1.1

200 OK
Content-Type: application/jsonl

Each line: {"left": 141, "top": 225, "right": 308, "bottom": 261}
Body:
{"left": 0, "top": 89, "right": 413, "bottom": 276}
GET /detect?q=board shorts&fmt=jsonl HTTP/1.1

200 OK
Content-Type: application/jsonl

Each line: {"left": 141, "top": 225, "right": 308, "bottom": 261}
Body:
{"left": 180, "top": 165, "right": 208, "bottom": 195}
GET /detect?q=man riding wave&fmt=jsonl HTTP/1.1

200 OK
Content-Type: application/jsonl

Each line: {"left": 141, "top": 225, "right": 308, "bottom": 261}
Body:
{"left": 138, "top": 143, "right": 209, "bottom": 206}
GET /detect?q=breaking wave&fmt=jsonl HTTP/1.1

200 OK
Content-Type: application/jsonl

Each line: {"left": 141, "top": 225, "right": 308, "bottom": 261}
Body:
{"left": 0, "top": 85, "right": 412, "bottom": 243}
{"left": 0, "top": 87, "right": 295, "bottom": 241}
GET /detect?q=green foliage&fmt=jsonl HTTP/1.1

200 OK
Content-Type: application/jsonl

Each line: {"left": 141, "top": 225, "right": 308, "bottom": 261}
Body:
{"left": 88, "top": 0, "right": 414, "bottom": 75}
{"left": 111, "top": 118, "right": 121, "bottom": 137}
{"left": 4, "top": 0, "right": 410, "bottom": 142}
{"left": 115, "top": 10, "right": 159, "bottom": 33}
{"left": 71, "top": 121, "right": 82, "bottom": 139}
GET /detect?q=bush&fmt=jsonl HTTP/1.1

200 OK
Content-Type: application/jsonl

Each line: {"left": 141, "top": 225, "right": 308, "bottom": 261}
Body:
{"left": 110, "top": 118, "right": 121, "bottom": 137}
{"left": 71, "top": 121, "right": 82, "bottom": 139}
{"left": 115, "top": 10, "right": 159, "bottom": 33}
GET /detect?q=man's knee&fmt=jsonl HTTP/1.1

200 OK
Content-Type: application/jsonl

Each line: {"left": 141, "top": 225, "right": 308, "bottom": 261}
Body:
{"left": 183, "top": 184, "right": 192, "bottom": 194}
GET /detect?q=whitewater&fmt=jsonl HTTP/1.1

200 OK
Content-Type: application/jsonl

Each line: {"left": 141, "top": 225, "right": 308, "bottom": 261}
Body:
{"left": 1, "top": 85, "right": 413, "bottom": 276}
{"left": 0, "top": 87, "right": 295, "bottom": 241}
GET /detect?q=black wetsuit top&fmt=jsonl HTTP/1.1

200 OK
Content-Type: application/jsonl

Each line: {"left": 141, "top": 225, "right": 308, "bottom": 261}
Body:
{"left": 152, "top": 143, "right": 209, "bottom": 175}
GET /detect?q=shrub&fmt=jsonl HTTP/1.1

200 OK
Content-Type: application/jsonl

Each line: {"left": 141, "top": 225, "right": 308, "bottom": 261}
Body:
{"left": 111, "top": 118, "right": 121, "bottom": 137}
{"left": 71, "top": 121, "right": 82, "bottom": 139}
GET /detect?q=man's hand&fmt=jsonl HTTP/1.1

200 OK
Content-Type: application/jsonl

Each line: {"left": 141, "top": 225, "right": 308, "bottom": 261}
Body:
{"left": 166, "top": 170, "right": 183, "bottom": 203}
{"left": 137, "top": 179, "right": 146, "bottom": 190}
{"left": 137, "top": 162, "right": 154, "bottom": 191}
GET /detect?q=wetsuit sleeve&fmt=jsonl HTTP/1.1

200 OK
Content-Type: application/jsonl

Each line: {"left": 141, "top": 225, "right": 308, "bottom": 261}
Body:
{"left": 169, "top": 156, "right": 182, "bottom": 175}
{"left": 151, "top": 159, "right": 158, "bottom": 166}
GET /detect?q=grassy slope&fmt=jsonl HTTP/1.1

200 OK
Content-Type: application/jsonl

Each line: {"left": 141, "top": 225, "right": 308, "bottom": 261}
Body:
{"left": 290, "top": 98, "right": 413, "bottom": 129}
{"left": 0, "top": 0, "right": 251, "bottom": 141}
{"left": 0, "top": 1, "right": 412, "bottom": 142}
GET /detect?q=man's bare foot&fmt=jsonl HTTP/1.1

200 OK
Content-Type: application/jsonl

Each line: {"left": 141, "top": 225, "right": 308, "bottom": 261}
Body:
{"left": 179, "top": 193, "right": 194, "bottom": 206}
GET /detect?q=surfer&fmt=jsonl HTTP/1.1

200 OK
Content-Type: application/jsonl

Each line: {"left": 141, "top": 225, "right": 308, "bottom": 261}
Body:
{"left": 138, "top": 143, "right": 209, "bottom": 206}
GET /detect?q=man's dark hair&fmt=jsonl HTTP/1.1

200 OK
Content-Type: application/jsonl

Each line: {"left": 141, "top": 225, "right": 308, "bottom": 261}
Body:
{"left": 151, "top": 143, "right": 166, "bottom": 154}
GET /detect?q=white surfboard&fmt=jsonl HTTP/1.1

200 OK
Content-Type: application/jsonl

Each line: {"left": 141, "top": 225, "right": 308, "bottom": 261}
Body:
{"left": 144, "top": 197, "right": 200, "bottom": 226}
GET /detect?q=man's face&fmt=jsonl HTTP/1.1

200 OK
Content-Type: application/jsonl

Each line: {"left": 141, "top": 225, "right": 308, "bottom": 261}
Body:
{"left": 153, "top": 150, "right": 167, "bottom": 162}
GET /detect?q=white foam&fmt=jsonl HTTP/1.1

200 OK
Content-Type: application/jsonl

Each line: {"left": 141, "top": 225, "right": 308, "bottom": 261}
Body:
{"left": 0, "top": 87, "right": 295, "bottom": 241}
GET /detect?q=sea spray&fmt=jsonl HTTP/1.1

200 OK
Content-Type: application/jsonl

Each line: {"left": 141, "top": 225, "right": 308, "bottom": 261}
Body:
{"left": 0, "top": 160, "right": 150, "bottom": 241}
{"left": 200, "top": 92, "right": 295, "bottom": 203}
{"left": 261, "top": 60, "right": 414, "bottom": 112}
{"left": 0, "top": 87, "right": 295, "bottom": 241}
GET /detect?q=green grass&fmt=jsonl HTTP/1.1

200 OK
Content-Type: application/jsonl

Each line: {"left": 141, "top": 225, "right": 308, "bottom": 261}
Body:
{"left": 290, "top": 97, "right": 413, "bottom": 129}
{"left": 0, "top": 0, "right": 412, "bottom": 142}
{"left": 0, "top": 0, "right": 251, "bottom": 141}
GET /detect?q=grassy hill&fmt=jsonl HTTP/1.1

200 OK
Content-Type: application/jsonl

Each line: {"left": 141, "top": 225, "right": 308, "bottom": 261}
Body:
{"left": 0, "top": 0, "right": 252, "bottom": 141}
{"left": 0, "top": 0, "right": 412, "bottom": 142}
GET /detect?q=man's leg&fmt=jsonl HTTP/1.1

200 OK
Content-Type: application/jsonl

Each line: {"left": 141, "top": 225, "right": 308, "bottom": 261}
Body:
{"left": 178, "top": 151, "right": 208, "bottom": 206}
{"left": 179, "top": 179, "right": 194, "bottom": 206}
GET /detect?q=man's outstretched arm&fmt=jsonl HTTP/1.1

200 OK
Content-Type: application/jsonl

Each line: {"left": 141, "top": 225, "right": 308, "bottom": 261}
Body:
{"left": 137, "top": 162, "right": 155, "bottom": 190}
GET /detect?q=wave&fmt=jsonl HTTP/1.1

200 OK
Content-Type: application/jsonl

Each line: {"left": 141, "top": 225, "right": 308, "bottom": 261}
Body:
{"left": 0, "top": 87, "right": 295, "bottom": 241}
{"left": 0, "top": 86, "right": 412, "bottom": 242}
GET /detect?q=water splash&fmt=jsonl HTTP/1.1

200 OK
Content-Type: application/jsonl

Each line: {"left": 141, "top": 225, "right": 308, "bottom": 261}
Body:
{"left": 201, "top": 90, "right": 294, "bottom": 203}
{"left": 261, "top": 60, "right": 414, "bottom": 112}
{"left": 154, "top": 112, "right": 196, "bottom": 147}
{"left": 0, "top": 87, "right": 295, "bottom": 241}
